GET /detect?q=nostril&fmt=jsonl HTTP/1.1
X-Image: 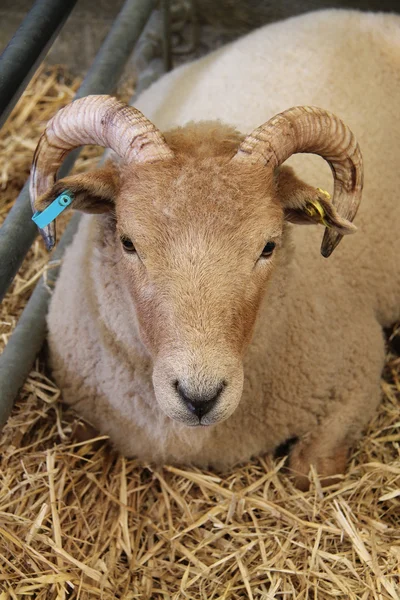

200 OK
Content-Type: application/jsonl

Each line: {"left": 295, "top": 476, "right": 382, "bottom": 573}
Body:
{"left": 175, "top": 381, "right": 225, "bottom": 419}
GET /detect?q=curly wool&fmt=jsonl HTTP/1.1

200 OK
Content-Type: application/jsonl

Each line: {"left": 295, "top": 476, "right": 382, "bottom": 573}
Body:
{"left": 47, "top": 9, "right": 400, "bottom": 485}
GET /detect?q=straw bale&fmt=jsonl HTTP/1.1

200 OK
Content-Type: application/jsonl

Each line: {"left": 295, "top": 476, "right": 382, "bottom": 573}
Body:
{"left": 0, "top": 66, "right": 399, "bottom": 600}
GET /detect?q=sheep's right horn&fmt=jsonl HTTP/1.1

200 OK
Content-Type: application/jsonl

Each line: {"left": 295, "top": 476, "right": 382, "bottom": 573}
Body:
{"left": 30, "top": 95, "right": 174, "bottom": 249}
{"left": 233, "top": 106, "right": 363, "bottom": 257}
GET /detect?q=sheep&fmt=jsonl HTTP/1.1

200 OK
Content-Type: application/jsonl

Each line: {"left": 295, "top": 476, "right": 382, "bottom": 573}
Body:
{"left": 30, "top": 9, "right": 400, "bottom": 490}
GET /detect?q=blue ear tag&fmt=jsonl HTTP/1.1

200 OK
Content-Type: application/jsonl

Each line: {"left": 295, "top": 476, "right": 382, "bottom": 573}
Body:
{"left": 32, "top": 191, "right": 73, "bottom": 228}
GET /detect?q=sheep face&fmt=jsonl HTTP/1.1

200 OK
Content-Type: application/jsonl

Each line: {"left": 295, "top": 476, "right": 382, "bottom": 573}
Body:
{"left": 115, "top": 138, "right": 284, "bottom": 426}
{"left": 36, "top": 122, "right": 354, "bottom": 427}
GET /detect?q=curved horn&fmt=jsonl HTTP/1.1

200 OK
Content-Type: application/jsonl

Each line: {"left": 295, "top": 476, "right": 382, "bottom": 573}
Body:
{"left": 30, "top": 95, "right": 174, "bottom": 249}
{"left": 233, "top": 106, "right": 363, "bottom": 257}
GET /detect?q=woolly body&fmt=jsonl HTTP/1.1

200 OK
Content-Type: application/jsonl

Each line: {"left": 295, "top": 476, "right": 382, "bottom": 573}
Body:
{"left": 47, "top": 10, "right": 400, "bottom": 481}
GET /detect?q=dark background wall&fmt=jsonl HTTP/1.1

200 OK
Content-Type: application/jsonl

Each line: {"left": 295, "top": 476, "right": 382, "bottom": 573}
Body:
{"left": 196, "top": 0, "right": 399, "bottom": 31}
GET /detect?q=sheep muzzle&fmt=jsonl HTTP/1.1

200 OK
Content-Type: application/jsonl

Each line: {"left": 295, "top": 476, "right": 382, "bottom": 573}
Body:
{"left": 152, "top": 349, "right": 244, "bottom": 426}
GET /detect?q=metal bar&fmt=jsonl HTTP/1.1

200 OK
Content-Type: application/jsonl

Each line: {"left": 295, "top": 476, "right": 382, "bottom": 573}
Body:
{"left": 130, "top": 8, "right": 166, "bottom": 104}
{"left": 161, "top": 0, "right": 173, "bottom": 72}
{"left": 0, "top": 214, "right": 81, "bottom": 428}
{"left": 0, "top": 181, "right": 36, "bottom": 303}
{"left": 132, "top": 8, "right": 162, "bottom": 72}
{"left": 0, "top": 0, "right": 78, "bottom": 130}
{"left": 0, "top": 0, "right": 157, "bottom": 424}
{"left": 0, "top": 0, "right": 156, "bottom": 304}
{"left": 73, "top": 0, "right": 156, "bottom": 101}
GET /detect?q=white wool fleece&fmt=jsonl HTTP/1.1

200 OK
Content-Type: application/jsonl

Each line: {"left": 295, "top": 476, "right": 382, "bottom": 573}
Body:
{"left": 47, "top": 10, "right": 400, "bottom": 484}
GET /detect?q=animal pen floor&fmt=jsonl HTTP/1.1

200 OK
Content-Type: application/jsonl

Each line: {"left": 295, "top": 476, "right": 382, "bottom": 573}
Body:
{"left": 0, "top": 67, "right": 399, "bottom": 600}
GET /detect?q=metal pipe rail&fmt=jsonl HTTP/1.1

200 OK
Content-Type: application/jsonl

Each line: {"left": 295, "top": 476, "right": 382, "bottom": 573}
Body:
{"left": 0, "top": 0, "right": 78, "bottom": 130}
{"left": 0, "top": 0, "right": 163, "bottom": 427}
{"left": 0, "top": 214, "right": 81, "bottom": 427}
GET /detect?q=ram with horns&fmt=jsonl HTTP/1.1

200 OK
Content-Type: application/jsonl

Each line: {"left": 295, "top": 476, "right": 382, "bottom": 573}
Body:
{"left": 30, "top": 9, "right": 400, "bottom": 490}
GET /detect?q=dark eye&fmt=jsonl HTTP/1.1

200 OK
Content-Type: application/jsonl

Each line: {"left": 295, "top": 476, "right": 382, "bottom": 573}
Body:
{"left": 121, "top": 236, "right": 136, "bottom": 253}
{"left": 261, "top": 241, "right": 276, "bottom": 258}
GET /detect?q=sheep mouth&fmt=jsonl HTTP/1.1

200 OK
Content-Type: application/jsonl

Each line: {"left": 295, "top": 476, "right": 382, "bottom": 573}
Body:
{"left": 184, "top": 420, "right": 215, "bottom": 428}
{"left": 170, "top": 412, "right": 221, "bottom": 428}
{"left": 167, "top": 402, "right": 235, "bottom": 428}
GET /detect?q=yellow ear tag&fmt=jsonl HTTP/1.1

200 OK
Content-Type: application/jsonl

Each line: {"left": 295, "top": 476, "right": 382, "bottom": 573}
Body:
{"left": 305, "top": 190, "right": 332, "bottom": 228}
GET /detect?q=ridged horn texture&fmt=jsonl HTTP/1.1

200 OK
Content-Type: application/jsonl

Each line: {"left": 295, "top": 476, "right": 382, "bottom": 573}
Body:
{"left": 234, "top": 106, "right": 363, "bottom": 257}
{"left": 30, "top": 95, "right": 174, "bottom": 249}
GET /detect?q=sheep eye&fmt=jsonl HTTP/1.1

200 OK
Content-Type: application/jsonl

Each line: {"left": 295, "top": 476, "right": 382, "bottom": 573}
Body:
{"left": 261, "top": 241, "right": 276, "bottom": 258}
{"left": 121, "top": 236, "right": 136, "bottom": 253}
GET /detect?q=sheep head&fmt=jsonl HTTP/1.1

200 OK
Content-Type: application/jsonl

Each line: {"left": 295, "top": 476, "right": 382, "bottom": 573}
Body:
{"left": 31, "top": 96, "right": 363, "bottom": 427}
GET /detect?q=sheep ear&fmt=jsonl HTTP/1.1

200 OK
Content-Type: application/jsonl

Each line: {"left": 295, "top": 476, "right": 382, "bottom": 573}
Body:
{"left": 34, "top": 160, "right": 119, "bottom": 215}
{"left": 276, "top": 166, "right": 356, "bottom": 235}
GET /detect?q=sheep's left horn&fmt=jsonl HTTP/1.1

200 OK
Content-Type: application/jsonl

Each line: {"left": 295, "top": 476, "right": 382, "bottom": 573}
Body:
{"left": 30, "top": 95, "right": 174, "bottom": 249}
{"left": 233, "top": 106, "right": 363, "bottom": 257}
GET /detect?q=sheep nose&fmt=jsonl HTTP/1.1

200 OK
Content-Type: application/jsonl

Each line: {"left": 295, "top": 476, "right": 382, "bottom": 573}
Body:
{"left": 176, "top": 381, "right": 225, "bottom": 419}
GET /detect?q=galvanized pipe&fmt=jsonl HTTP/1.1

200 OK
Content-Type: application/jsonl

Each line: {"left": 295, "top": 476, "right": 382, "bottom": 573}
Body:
{"left": 0, "top": 181, "right": 37, "bottom": 304}
{"left": 161, "top": 0, "right": 173, "bottom": 72}
{"left": 130, "top": 8, "right": 165, "bottom": 104}
{"left": 0, "top": 214, "right": 81, "bottom": 428}
{"left": 0, "top": 0, "right": 156, "bottom": 424}
{"left": 0, "top": 0, "right": 78, "bottom": 130}
{"left": 73, "top": 0, "right": 156, "bottom": 101}
{"left": 0, "top": 0, "right": 156, "bottom": 304}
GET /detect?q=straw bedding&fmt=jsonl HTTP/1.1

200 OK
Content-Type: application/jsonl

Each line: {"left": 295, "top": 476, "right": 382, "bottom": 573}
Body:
{"left": 0, "top": 66, "right": 399, "bottom": 600}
